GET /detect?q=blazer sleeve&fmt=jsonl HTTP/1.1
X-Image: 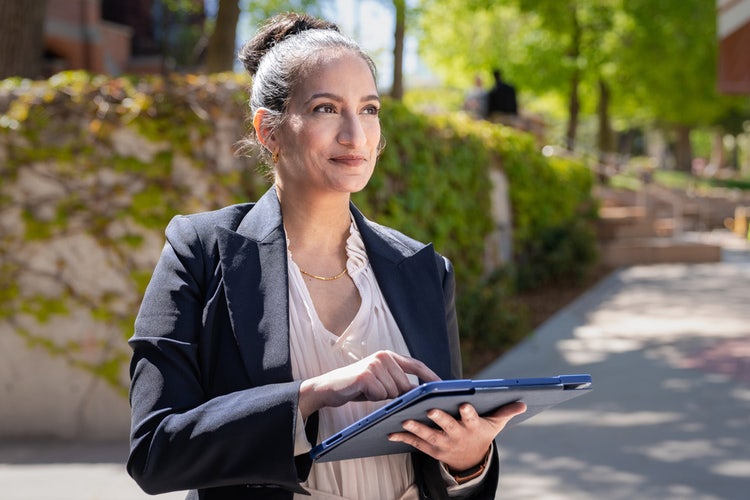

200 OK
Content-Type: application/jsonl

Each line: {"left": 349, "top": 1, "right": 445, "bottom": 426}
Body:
{"left": 127, "top": 215, "right": 307, "bottom": 495}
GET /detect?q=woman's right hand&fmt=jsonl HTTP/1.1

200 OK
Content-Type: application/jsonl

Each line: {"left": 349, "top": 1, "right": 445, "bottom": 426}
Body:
{"left": 298, "top": 350, "right": 440, "bottom": 418}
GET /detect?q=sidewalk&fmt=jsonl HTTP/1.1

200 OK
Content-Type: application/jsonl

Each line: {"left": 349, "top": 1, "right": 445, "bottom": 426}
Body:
{"left": 481, "top": 230, "right": 750, "bottom": 499}
{"left": 0, "top": 440, "right": 184, "bottom": 500}
{"left": 2, "top": 231, "right": 748, "bottom": 500}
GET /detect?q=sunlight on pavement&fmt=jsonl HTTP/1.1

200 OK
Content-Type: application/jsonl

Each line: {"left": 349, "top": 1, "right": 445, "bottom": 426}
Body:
{"left": 629, "top": 439, "right": 723, "bottom": 462}
{"left": 711, "top": 460, "right": 750, "bottom": 478}
{"left": 523, "top": 409, "right": 683, "bottom": 427}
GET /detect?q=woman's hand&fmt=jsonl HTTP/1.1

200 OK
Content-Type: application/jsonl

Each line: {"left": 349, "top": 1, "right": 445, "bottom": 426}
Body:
{"left": 298, "top": 350, "right": 441, "bottom": 418}
{"left": 387, "top": 401, "right": 527, "bottom": 472}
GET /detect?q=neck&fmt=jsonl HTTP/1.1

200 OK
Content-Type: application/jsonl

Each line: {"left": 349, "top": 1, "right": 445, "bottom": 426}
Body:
{"left": 276, "top": 184, "right": 351, "bottom": 255}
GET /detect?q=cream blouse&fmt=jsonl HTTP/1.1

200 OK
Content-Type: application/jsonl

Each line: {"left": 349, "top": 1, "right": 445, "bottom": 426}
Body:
{"left": 287, "top": 220, "right": 488, "bottom": 500}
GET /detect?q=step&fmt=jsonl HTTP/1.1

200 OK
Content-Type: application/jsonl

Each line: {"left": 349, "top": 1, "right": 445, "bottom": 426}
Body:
{"left": 597, "top": 208, "right": 675, "bottom": 240}
{"left": 600, "top": 238, "right": 722, "bottom": 266}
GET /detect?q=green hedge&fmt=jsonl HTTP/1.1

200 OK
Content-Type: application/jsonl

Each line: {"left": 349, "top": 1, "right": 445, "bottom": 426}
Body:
{"left": 1, "top": 72, "right": 597, "bottom": 384}
{"left": 370, "top": 105, "right": 598, "bottom": 368}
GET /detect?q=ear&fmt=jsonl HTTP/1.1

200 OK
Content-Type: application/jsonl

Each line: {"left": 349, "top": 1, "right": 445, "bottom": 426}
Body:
{"left": 253, "top": 108, "right": 278, "bottom": 151}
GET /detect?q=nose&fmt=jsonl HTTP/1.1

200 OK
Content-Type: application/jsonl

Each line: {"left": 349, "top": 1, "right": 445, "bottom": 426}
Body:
{"left": 337, "top": 111, "right": 367, "bottom": 148}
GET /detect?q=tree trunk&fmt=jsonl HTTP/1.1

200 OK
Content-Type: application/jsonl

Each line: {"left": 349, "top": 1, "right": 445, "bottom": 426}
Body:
{"left": 159, "top": 2, "right": 172, "bottom": 76}
{"left": 390, "top": 0, "right": 405, "bottom": 100}
{"left": 597, "top": 78, "right": 614, "bottom": 156}
{"left": 674, "top": 124, "right": 693, "bottom": 172}
{"left": 0, "top": 0, "right": 48, "bottom": 79}
{"left": 205, "top": 0, "right": 240, "bottom": 73}
{"left": 564, "top": 6, "right": 581, "bottom": 150}
{"left": 709, "top": 129, "right": 725, "bottom": 170}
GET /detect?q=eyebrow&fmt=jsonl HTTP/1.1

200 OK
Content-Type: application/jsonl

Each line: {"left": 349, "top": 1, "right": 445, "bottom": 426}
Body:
{"left": 305, "top": 92, "right": 381, "bottom": 105}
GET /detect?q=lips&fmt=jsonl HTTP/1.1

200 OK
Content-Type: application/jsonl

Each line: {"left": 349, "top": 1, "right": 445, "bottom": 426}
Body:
{"left": 330, "top": 154, "right": 368, "bottom": 165}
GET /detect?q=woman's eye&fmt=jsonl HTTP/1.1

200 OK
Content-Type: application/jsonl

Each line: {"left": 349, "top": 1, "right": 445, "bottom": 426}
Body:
{"left": 363, "top": 105, "right": 380, "bottom": 116}
{"left": 314, "top": 104, "right": 336, "bottom": 113}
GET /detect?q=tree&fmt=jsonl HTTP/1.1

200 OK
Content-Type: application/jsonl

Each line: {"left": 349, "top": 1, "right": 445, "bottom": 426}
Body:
{"left": 514, "top": 0, "right": 622, "bottom": 152}
{"left": 390, "top": 0, "right": 406, "bottom": 99}
{"left": 562, "top": 3, "right": 581, "bottom": 150}
{"left": 616, "top": 0, "right": 729, "bottom": 171}
{"left": 205, "top": 0, "right": 241, "bottom": 72}
{"left": 418, "top": 0, "right": 738, "bottom": 170}
{"left": 240, "top": 0, "right": 328, "bottom": 29}
{"left": 419, "top": 0, "right": 598, "bottom": 147}
{"left": 157, "top": 0, "right": 207, "bottom": 73}
{"left": 0, "top": 0, "right": 48, "bottom": 79}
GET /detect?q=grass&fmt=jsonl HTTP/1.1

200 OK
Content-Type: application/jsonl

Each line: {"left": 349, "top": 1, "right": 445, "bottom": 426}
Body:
{"left": 609, "top": 167, "right": 750, "bottom": 194}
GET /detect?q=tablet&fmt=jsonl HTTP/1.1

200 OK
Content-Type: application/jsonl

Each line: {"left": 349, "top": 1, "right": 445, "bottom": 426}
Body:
{"left": 310, "top": 374, "right": 592, "bottom": 462}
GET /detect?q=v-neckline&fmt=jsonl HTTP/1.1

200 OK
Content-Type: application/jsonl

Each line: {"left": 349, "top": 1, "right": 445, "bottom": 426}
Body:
{"left": 292, "top": 257, "right": 363, "bottom": 341}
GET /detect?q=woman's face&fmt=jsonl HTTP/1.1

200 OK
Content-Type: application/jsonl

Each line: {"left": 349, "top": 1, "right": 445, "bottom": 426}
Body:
{"left": 270, "top": 50, "right": 381, "bottom": 196}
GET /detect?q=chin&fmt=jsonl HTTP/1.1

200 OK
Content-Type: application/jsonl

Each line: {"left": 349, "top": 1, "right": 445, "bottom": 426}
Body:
{"left": 336, "top": 176, "right": 373, "bottom": 194}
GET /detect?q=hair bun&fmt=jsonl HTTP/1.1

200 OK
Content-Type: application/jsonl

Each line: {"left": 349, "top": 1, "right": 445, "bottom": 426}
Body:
{"left": 238, "top": 12, "right": 339, "bottom": 76}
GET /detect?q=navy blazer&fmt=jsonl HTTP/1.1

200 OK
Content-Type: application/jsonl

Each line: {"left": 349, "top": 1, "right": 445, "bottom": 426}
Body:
{"left": 127, "top": 187, "right": 499, "bottom": 499}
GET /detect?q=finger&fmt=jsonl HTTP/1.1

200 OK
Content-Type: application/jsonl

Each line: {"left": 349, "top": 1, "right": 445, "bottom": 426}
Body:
{"left": 457, "top": 403, "right": 480, "bottom": 426}
{"left": 426, "top": 408, "right": 461, "bottom": 435}
{"left": 392, "top": 353, "right": 441, "bottom": 383}
{"left": 376, "top": 352, "right": 418, "bottom": 396}
{"left": 486, "top": 401, "right": 527, "bottom": 425}
{"left": 387, "top": 430, "right": 420, "bottom": 450}
{"left": 401, "top": 418, "right": 446, "bottom": 449}
{"left": 362, "top": 351, "right": 413, "bottom": 399}
{"left": 387, "top": 420, "right": 445, "bottom": 456}
{"left": 370, "top": 358, "right": 402, "bottom": 399}
{"left": 359, "top": 381, "right": 387, "bottom": 401}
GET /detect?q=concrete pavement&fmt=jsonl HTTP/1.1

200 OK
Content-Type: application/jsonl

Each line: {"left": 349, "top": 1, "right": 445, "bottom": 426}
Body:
{"left": 2, "top": 230, "right": 748, "bottom": 499}
{"left": 0, "top": 440, "right": 183, "bottom": 499}
{"left": 482, "top": 230, "right": 750, "bottom": 499}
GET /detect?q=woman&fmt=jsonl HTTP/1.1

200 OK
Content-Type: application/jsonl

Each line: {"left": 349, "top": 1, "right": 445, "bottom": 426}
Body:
{"left": 127, "top": 12, "right": 525, "bottom": 500}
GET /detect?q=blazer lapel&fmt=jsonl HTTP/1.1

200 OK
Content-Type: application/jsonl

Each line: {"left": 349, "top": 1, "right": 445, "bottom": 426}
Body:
{"left": 352, "top": 208, "right": 453, "bottom": 380}
{"left": 216, "top": 188, "right": 292, "bottom": 385}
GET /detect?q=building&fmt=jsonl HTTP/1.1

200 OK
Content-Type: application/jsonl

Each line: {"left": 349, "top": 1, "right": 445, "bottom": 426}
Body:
{"left": 717, "top": 0, "right": 750, "bottom": 94}
{"left": 43, "top": 0, "right": 204, "bottom": 76}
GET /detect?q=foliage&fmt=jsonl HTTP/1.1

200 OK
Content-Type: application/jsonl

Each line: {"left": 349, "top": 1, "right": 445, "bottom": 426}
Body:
{"left": 614, "top": 0, "right": 731, "bottom": 127}
{"left": 366, "top": 101, "right": 598, "bottom": 361}
{"left": 239, "top": 0, "right": 330, "bottom": 31}
{"left": 403, "top": 85, "right": 467, "bottom": 115}
{"left": 456, "top": 268, "right": 530, "bottom": 373}
{"left": 1, "top": 71, "right": 596, "bottom": 387}
{"left": 356, "top": 98, "right": 494, "bottom": 285}
{"left": 471, "top": 121, "right": 599, "bottom": 291}
{"left": 417, "top": 0, "right": 747, "bottom": 156}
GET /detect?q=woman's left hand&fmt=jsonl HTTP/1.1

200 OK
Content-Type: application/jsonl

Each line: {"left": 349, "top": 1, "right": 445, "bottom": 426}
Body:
{"left": 387, "top": 401, "right": 527, "bottom": 472}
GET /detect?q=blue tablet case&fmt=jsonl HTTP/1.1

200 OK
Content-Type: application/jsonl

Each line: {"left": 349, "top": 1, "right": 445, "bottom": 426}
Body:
{"left": 310, "top": 374, "right": 592, "bottom": 462}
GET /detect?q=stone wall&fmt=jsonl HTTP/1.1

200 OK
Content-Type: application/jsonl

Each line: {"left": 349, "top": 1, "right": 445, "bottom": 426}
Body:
{"left": 0, "top": 72, "right": 263, "bottom": 440}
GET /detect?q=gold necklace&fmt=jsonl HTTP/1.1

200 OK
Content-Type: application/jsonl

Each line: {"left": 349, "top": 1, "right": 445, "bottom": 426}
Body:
{"left": 299, "top": 267, "right": 348, "bottom": 281}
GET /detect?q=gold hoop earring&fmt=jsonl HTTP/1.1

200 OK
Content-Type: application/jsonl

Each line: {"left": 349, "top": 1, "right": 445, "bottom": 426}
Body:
{"left": 271, "top": 151, "right": 279, "bottom": 163}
